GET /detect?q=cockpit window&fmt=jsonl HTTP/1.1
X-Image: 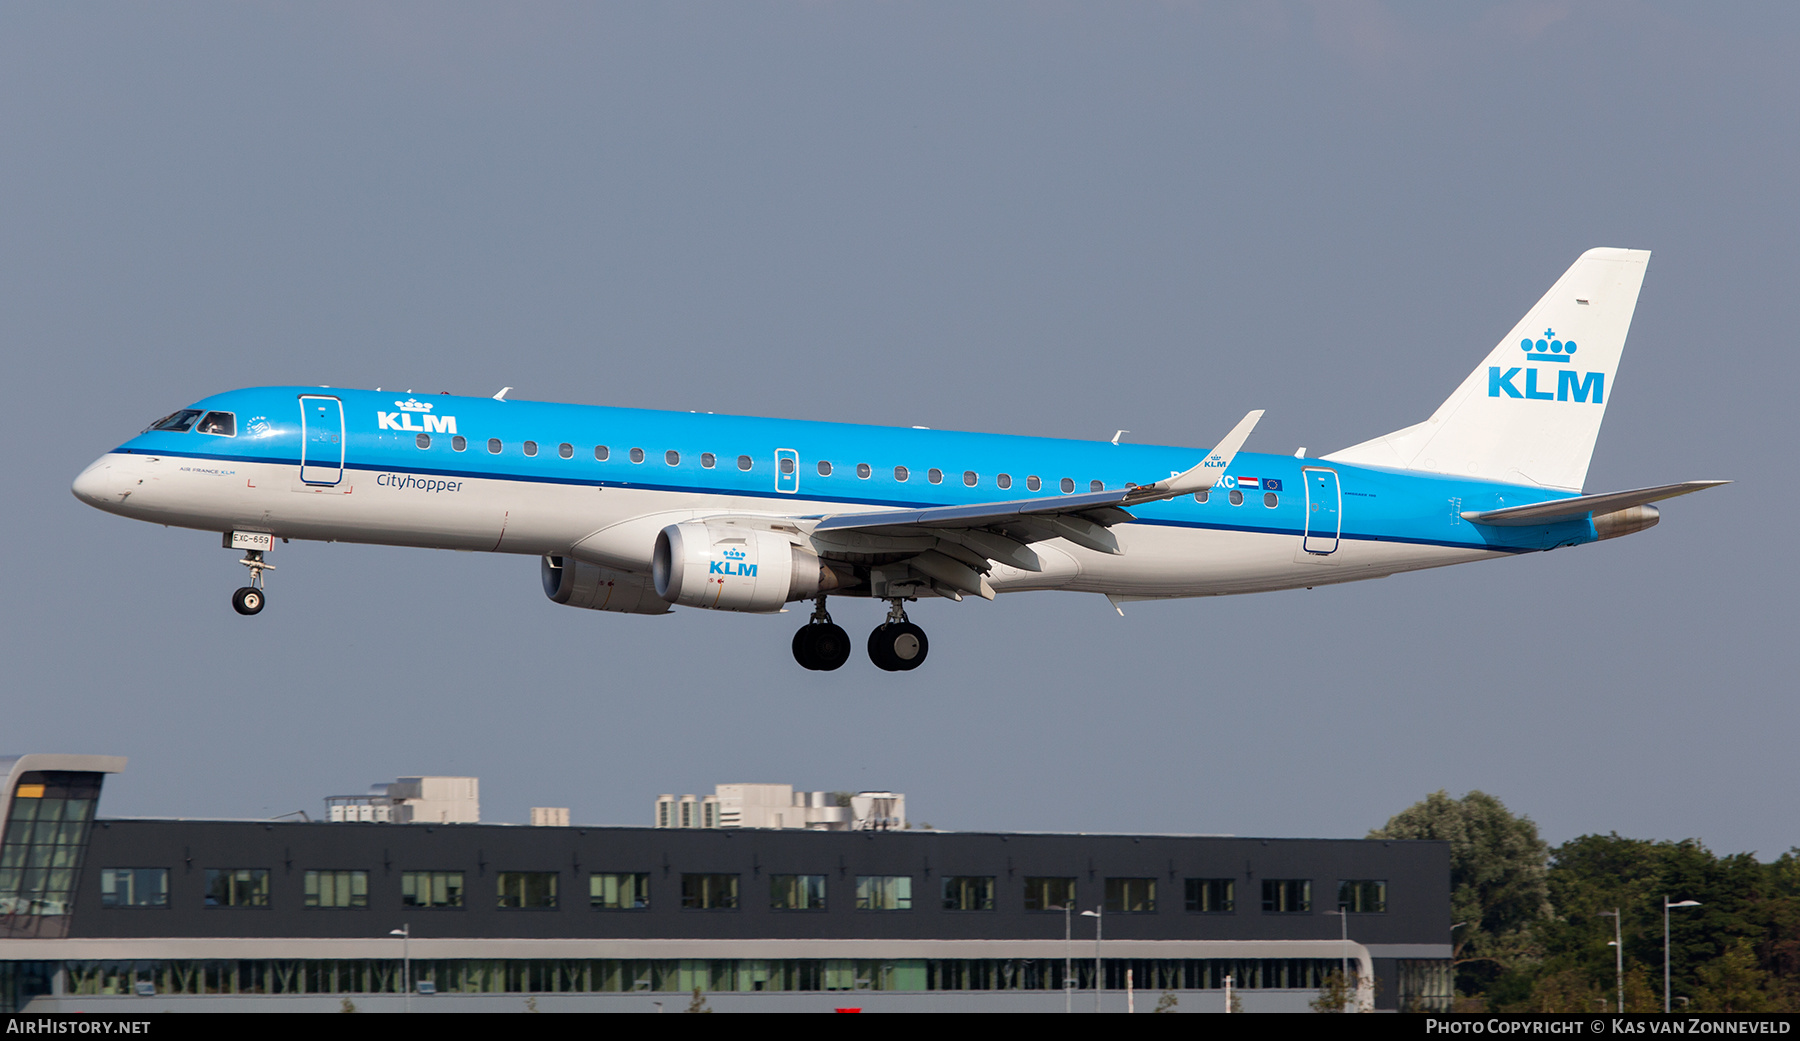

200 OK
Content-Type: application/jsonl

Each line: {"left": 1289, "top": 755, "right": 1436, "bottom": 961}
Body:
{"left": 196, "top": 412, "right": 236, "bottom": 437}
{"left": 145, "top": 409, "right": 202, "bottom": 433}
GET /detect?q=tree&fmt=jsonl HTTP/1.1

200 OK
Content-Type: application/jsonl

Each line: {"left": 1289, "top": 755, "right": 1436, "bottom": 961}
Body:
{"left": 1370, "top": 791, "right": 1550, "bottom": 997}
{"left": 1309, "top": 969, "right": 1354, "bottom": 1012}
{"left": 686, "top": 986, "right": 713, "bottom": 1013}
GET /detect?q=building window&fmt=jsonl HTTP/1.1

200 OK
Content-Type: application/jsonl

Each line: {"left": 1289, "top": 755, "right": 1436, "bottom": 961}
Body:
{"left": 453, "top": 435, "right": 467, "bottom": 452}
{"left": 770, "top": 874, "right": 826, "bottom": 911}
{"left": 629, "top": 448, "right": 645, "bottom": 463}
{"left": 1338, "top": 879, "right": 1387, "bottom": 913}
{"left": 941, "top": 876, "right": 995, "bottom": 912}
{"left": 524, "top": 441, "right": 538, "bottom": 457}
{"left": 997, "top": 473, "right": 1012, "bottom": 490}
{"left": 856, "top": 875, "right": 912, "bottom": 911}
{"left": 0, "top": 772, "right": 102, "bottom": 917}
{"left": 1027, "top": 475, "right": 1041, "bottom": 491}
{"left": 595, "top": 445, "right": 609, "bottom": 461}
{"left": 1185, "top": 878, "right": 1235, "bottom": 913}
{"left": 498, "top": 872, "right": 558, "bottom": 910}
{"left": 415, "top": 433, "right": 430, "bottom": 449}
{"left": 681, "top": 874, "right": 739, "bottom": 910}
{"left": 894, "top": 466, "right": 909, "bottom": 482}
{"left": 558, "top": 443, "right": 573, "bottom": 459}
{"left": 1023, "top": 877, "right": 1076, "bottom": 912}
{"left": 701, "top": 453, "right": 716, "bottom": 469}
{"left": 1262, "top": 879, "right": 1312, "bottom": 913}
{"left": 737, "top": 455, "right": 752, "bottom": 471}
{"left": 666, "top": 450, "right": 680, "bottom": 466}
{"left": 856, "top": 463, "right": 870, "bottom": 479}
{"left": 487, "top": 438, "right": 502, "bottom": 454}
{"left": 1104, "top": 877, "right": 1156, "bottom": 913}
{"left": 591, "top": 873, "right": 650, "bottom": 910}
{"left": 100, "top": 868, "right": 168, "bottom": 909}
{"left": 402, "top": 872, "right": 464, "bottom": 909}
{"left": 304, "top": 870, "right": 368, "bottom": 909}
{"left": 205, "top": 869, "right": 270, "bottom": 908}
{"left": 1060, "top": 478, "right": 1075, "bottom": 493}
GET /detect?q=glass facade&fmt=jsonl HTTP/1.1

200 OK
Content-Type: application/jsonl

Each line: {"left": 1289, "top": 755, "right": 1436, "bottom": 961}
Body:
{"left": 58, "top": 957, "right": 1368, "bottom": 997}
{"left": 0, "top": 772, "right": 102, "bottom": 917}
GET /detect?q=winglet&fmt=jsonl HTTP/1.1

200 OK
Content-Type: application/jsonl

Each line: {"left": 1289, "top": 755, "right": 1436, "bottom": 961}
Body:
{"left": 1139, "top": 410, "right": 1264, "bottom": 499}
{"left": 493, "top": 387, "right": 513, "bottom": 401}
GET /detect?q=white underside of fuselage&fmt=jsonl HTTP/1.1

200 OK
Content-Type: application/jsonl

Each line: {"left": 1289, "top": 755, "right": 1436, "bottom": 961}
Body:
{"left": 76, "top": 452, "right": 1504, "bottom": 600}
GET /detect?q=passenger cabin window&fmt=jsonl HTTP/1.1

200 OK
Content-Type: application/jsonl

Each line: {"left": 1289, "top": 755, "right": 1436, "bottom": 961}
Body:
{"left": 779, "top": 457, "right": 795, "bottom": 475}
{"left": 963, "top": 471, "right": 978, "bottom": 487}
{"left": 629, "top": 448, "right": 645, "bottom": 463}
{"left": 1264, "top": 491, "right": 1279, "bottom": 507}
{"left": 146, "top": 409, "right": 202, "bottom": 433}
{"left": 453, "top": 436, "right": 467, "bottom": 452}
{"left": 595, "top": 445, "right": 610, "bottom": 461}
{"left": 415, "top": 433, "right": 430, "bottom": 449}
{"left": 1194, "top": 489, "right": 1208, "bottom": 503}
{"left": 737, "top": 455, "right": 752, "bottom": 471}
{"left": 1090, "top": 480, "right": 1104, "bottom": 493}
{"left": 818, "top": 461, "right": 832, "bottom": 476}
{"left": 1229, "top": 489, "right": 1244, "bottom": 506}
{"left": 1027, "top": 476, "right": 1041, "bottom": 492}
{"left": 894, "top": 466, "right": 909, "bottom": 482}
{"left": 1060, "top": 478, "right": 1075, "bottom": 493}
{"left": 927, "top": 468, "right": 943, "bottom": 484}
{"left": 524, "top": 441, "right": 538, "bottom": 457}
{"left": 558, "top": 443, "right": 573, "bottom": 459}
{"left": 196, "top": 412, "right": 236, "bottom": 436}
{"left": 856, "top": 463, "right": 871, "bottom": 479}
{"left": 997, "top": 474, "right": 1012, "bottom": 490}
{"left": 701, "top": 453, "right": 716, "bottom": 469}
{"left": 487, "top": 439, "right": 502, "bottom": 454}
{"left": 666, "top": 450, "right": 680, "bottom": 466}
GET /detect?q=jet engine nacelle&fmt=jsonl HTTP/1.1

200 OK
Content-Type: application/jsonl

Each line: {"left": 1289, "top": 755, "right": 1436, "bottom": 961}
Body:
{"left": 653, "top": 521, "right": 826, "bottom": 612}
{"left": 541, "top": 555, "right": 672, "bottom": 615}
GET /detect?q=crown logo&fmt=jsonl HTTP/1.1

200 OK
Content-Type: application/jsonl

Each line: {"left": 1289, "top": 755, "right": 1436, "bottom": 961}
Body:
{"left": 1520, "top": 328, "right": 1577, "bottom": 363}
{"left": 396, "top": 398, "right": 435, "bottom": 412}
{"left": 721, "top": 548, "right": 747, "bottom": 560}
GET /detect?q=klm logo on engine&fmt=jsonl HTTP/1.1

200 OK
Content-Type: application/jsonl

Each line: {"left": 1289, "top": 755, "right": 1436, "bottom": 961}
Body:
{"left": 1488, "top": 329, "right": 1603, "bottom": 403}
{"left": 710, "top": 547, "right": 756, "bottom": 578}
{"left": 377, "top": 398, "right": 458, "bottom": 434}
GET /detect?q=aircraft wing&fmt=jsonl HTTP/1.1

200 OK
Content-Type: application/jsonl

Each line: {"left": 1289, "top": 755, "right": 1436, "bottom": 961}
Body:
{"left": 1459, "top": 480, "right": 1729, "bottom": 526}
{"left": 806, "top": 411, "right": 1263, "bottom": 600}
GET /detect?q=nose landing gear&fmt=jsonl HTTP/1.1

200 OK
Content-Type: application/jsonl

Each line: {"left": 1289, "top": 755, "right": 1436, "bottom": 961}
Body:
{"left": 868, "top": 599, "right": 928, "bottom": 672}
{"left": 792, "top": 598, "right": 851, "bottom": 671}
{"left": 232, "top": 548, "right": 274, "bottom": 616}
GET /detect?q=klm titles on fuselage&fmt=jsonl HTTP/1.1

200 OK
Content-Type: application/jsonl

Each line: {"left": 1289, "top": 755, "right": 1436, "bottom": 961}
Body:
{"left": 376, "top": 399, "right": 458, "bottom": 434}
{"left": 1488, "top": 330, "right": 1603, "bottom": 404}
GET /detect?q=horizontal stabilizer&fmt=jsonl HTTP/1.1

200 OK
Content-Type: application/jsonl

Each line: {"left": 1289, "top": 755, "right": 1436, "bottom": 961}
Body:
{"left": 1460, "top": 480, "right": 1729, "bottom": 526}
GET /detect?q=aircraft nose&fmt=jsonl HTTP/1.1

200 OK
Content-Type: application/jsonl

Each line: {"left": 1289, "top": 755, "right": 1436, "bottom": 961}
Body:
{"left": 72, "top": 457, "right": 118, "bottom": 506}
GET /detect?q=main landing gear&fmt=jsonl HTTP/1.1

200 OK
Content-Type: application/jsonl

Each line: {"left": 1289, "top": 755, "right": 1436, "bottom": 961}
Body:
{"left": 867, "top": 599, "right": 928, "bottom": 672}
{"left": 232, "top": 549, "right": 274, "bottom": 616}
{"left": 792, "top": 598, "right": 852, "bottom": 671}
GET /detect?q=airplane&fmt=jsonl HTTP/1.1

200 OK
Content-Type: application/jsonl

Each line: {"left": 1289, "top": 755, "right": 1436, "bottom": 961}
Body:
{"left": 73, "top": 248, "right": 1725, "bottom": 671}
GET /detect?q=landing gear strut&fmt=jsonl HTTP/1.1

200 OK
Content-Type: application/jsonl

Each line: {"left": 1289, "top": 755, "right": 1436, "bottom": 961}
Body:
{"left": 792, "top": 597, "right": 851, "bottom": 671}
{"left": 232, "top": 549, "right": 274, "bottom": 616}
{"left": 868, "top": 599, "right": 928, "bottom": 672}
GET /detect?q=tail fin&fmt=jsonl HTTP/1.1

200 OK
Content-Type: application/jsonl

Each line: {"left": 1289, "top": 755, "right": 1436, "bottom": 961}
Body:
{"left": 1324, "top": 248, "right": 1650, "bottom": 491}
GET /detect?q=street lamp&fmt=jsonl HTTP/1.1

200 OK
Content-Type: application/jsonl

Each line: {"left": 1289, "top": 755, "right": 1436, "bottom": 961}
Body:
{"left": 1081, "top": 907, "right": 1103, "bottom": 1013}
{"left": 1325, "top": 905, "right": 1352, "bottom": 1012}
{"left": 1052, "top": 903, "right": 1073, "bottom": 1014}
{"left": 1663, "top": 897, "right": 1701, "bottom": 1013}
{"left": 388, "top": 924, "right": 411, "bottom": 1013}
{"left": 1596, "top": 910, "right": 1622, "bottom": 1013}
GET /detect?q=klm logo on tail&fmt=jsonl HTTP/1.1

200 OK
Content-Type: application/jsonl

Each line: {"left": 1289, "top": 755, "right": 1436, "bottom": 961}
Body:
{"left": 1488, "top": 329, "right": 1603, "bottom": 403}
